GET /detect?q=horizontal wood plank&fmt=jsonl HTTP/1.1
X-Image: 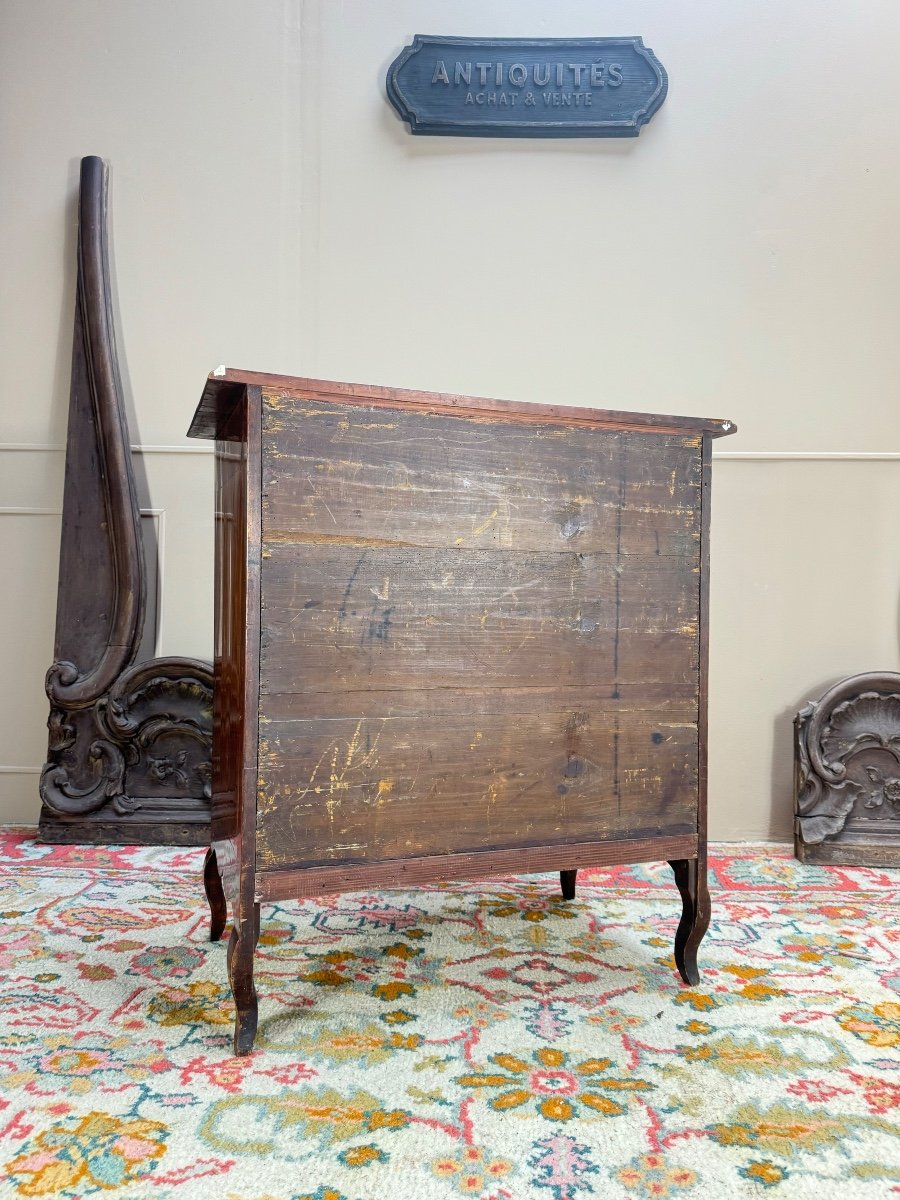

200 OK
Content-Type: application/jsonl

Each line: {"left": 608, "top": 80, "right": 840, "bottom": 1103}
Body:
{"left": 256, "top": 834, "right": 699, "bottom": 900}
{"left": 260, "top": 685, "right": 698, "bottom": 720}
{"left": 260, "top": 543, "right": 699, "bottom": 694}
{"left": 256, "top": 708, "right": 698, "bottom": 869}
{"left": 262, "top": 400, "right": 702, "bottom": 557}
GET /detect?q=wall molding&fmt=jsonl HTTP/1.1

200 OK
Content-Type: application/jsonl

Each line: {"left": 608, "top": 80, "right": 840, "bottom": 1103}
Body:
{"left": 0, "top": 443, "right": 213, "bottom": 455}
{"left": 0, "top": 507, "right": 63, "bottom": 517}
{"left": 0, "top": 507, "right": 166, "bottom": 655}
{"left": 0, "top": 507, "right": 164, "bottom": 516}
{"left": 1, "top": 444, "right": 897, "bottom": 462}
{"left": 713, "top": 451, "right": 900, "bottom": 461}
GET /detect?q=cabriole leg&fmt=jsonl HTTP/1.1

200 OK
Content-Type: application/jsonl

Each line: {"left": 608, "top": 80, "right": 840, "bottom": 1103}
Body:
{"left": 560, "top": 869, "right": 577, "bottom": 900}
{"left": 203, "top": 847, "right": 227, "bottom": 942}
{"left": 227, "top": 903, "right": 259, "bottom": 1056}
{"left": 668, "top": 858, "right": 710, "bottom": 986}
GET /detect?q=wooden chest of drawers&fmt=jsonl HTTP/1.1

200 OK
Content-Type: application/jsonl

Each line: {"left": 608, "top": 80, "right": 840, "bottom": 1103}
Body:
{"left": 187, "top": 370, "right": 735, "bottom": 1054}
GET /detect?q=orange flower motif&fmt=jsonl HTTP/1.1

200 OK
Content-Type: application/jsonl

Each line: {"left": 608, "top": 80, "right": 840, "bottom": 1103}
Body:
{"left": 587, "top": 1006, "right": 643, "bottom": 1036}
{"left": 722, "top": 965, "right": 769, "bottom": 980}
{"left": 381, "top": 1009, "right": 416, "bottom": 1026}
{"left": 6, "top": 1111, "right": 167, "bottom": 1196}
{"left": 432, "top": 1144, "right": 512, "bottom": 1194}
{"left": 337, "top": 1142, "right": 387, "bottom": 1167}
{"left": 147, "top": 981, "right": 231, "bottom": 1027}
{"left": 740, "top": 1160, "right": 787, "bottom": 1187}
{"left": 819, "top": 905, "right": 863, "bottom": 920}
{"left": 372, "top": 981, "right": 416, "bottom": 1002}
{"left": 617, "top": 1152, "right": 697, "bottom": 1197}
{"left": 451, "top": 1002, "right": 508, "bottom": 1030}
{"left": 384, "top": 942, "right": 420, "bottom": 960}
{"left": 837, "top": 1001, "right": 900, "bottom": 1048}
{"left": 672, "top": 990, "right": 718, "bottom": 1012}
{"left": 457, "top": 1047, "right": 652, "bottom": 1121}
{"left": 682, "top": 1020, "right": 712, "bottom": 1035}
{"left": 367, "top": 1109, "right": 408, "bottom": 1131}
{"left": 482, "top": 885, "right": 577, "bottom": 923}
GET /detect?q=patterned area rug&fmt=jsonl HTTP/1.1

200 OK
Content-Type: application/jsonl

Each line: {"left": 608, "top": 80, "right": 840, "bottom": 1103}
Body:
{"left": 0, "top": 832, "right": 898, "bottom": 1200}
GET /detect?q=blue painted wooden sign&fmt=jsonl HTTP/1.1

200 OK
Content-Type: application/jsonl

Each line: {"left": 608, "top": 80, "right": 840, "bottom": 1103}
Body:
{"left": 386, "top": 36, "right": 668, "bottom": 138}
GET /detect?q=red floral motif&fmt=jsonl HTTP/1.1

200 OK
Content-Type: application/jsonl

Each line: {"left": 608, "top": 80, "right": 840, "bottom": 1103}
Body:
{"left": 786, "top": 1079, "right": 852, "bottom": 1104}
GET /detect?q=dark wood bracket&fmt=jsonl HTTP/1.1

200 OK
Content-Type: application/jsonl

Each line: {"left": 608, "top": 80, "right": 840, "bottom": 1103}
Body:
{"left": 38, "top": 157, "right": 212, "bottom": 846}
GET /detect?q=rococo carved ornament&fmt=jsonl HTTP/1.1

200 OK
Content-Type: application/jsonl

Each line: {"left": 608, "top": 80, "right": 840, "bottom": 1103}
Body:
{"left": 38, "top": 157, "right": 212, "bottom": 845}
{"left": 795, "top": 671, "right": 900, "bottom": 867}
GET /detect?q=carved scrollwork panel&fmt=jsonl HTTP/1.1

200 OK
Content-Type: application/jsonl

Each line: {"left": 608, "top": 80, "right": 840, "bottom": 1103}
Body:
{"left": 38, "top": 157, "right": 213, "bottom": 847}
{"left": 795, "top": 672, "right": 900, "bottom": 867}
{"left": 39, "top": 739, "right": 126, "bottom": 817}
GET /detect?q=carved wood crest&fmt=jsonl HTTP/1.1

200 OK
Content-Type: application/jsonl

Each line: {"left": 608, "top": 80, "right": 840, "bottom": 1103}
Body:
{"left": 38, "top": 157, "right": 212, "bottom": 845}
{"left": 795, "top": 671, "right": 900, "bottom": 866}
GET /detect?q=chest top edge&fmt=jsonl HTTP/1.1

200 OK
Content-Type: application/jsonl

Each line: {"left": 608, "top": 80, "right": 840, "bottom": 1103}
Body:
{"left": 187, "top": 369, "right": 737, "bottom": 441}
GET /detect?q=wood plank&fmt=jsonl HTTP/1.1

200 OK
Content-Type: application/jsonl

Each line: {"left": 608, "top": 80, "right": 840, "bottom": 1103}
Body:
{"left": 256, "top": 708, "right": 698, "bottom": 869}
{"left": 186, "top": 369, "right": 736, "bottom": 440}
{"left": 259, "top": 543, "right": 699, "bottom": 694}
{"left": 257, "top": 834, "right": 699, "bottom": 901}
{"left": 262, "top": 401, "right": 702, "bottom": 557}
{"left": 260, "top": 685, "right": 698, "bottom": 720}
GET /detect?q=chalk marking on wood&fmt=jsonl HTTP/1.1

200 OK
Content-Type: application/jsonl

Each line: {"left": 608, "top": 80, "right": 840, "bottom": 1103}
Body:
{"left": 472, "top": 509, "right": 499, "bottom": 538}
{"left": 305, "top": 472, "right": 338, "bottom": 525}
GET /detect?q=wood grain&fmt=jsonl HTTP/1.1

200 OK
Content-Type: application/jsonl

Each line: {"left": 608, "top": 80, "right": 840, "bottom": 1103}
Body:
{"left": 259, "top": 542, "right": 699, "bottom": 695}
{"left": 260, "top": 684, "right": 698, "bottom": 720}
{"left": 256, "top": 834, "right": 699, "bottom": 901}
{"left": 256, "top": 705, "right": 698, "bottom": 869}
{"left": 262, "top": 400, "right": 702, "bottom": 557}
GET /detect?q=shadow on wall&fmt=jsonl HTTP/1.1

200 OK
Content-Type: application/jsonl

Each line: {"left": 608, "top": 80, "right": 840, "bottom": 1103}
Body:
{"left": 770, "top": 676, "right": 841, "bottom": 843}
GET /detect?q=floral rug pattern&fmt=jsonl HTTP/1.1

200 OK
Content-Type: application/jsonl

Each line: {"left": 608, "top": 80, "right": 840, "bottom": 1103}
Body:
{"left": 0, "top": 832, "right": 898, "bottom": 1199}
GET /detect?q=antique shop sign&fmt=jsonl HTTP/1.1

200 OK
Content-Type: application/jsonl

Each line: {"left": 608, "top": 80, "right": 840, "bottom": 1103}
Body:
{"left": 386, "top": 36, "right": 668, "bottom": 138}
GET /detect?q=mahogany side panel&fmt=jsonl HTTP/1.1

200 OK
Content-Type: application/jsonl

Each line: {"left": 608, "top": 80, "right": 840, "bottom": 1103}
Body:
{"left": 210, "top": 391, "right": 262, "bottom": 909}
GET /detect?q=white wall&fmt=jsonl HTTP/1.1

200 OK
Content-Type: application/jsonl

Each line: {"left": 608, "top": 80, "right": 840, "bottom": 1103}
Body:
{"left": 1, "top": 0, "right": 898, "bottom": 838}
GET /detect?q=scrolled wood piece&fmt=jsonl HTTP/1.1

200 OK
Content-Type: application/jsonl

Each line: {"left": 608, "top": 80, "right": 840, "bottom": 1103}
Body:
{"left": 45, "top": 156, "right": 144, "bottom": 710}
{"left": 228, "top": 913, "right": 259, "bottom": 1057}
{"left": 39, "top": 739, "right": 126, "bottom": 817}
{"left": 47, "top": 707, "right": 76, "bottom": 753}
{"left": 668, "top": 857, "right": 710, "bottom": 986}
{"left": 802, "top": 672, "right": 900, "bottom": 785}
{"left": 39, "top": 157, "right": 213, "bottom": 846}
{"left": 101, "top": 657, "right": 213, "bottom": 767}
{"left": 795, "top": 672, "right": 900, "bottom": 859}
{"left": 203, "top": 848, "right": 228, "bottom": 942}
